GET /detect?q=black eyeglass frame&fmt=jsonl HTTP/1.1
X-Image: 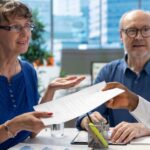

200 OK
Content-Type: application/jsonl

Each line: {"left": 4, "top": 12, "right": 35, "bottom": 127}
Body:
{"left": 0, "top": 24, "right": 35, "bottom": 32}
{"left": 121, "top": 27, "right": 150, "bottom": 38}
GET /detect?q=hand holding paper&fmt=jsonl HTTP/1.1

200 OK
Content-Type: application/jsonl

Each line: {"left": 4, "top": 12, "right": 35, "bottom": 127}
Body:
{"left": 34, "top": 82, "right": 124, "bottom": 125}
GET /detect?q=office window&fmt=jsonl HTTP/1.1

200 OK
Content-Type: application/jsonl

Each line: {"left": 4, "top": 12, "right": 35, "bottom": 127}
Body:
{"left": 21, "top": 0, "right": 150, "bottom": 64}
{"left": 53, "top": 0, "right": 88, "bottom": 49}
{"left": 88, "top": 0, "right": 139, "bottom": 48}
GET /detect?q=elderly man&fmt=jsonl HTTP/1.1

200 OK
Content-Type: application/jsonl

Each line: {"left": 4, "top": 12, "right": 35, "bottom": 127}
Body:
{"left": 76, "top": 9, "right": 150, "bottom": 144}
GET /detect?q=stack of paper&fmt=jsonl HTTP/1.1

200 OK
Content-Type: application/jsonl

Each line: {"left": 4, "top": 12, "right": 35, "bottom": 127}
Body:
{"left": 34, "top": 82, "right": 124, "bottom": 125}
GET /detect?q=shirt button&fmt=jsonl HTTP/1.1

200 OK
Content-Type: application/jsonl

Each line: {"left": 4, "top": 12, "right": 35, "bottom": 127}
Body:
{"left": 10, "top": 94, "right": 14, "bottom": 97}
{"left": 134, "top": 80, "right": 138, "bottom": 84}
{"left": 9, "top": 89, "right": 13, "bottom": 93}
{"left": 13, "top": 104, "right": 17, "bottom": 108}
{"left": 12, "top": 99, "right": 15, "bottom": 103}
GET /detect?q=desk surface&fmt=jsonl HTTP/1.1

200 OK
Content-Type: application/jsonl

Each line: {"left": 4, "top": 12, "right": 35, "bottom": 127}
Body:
{"left": 10, "top": 128, "right": 150, "bottom": 150}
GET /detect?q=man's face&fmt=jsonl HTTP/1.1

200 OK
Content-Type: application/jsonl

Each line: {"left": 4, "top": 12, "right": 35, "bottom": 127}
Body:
{"left": 120, "top": 12, "right": 150, "bottom": 59}
{"left": 0, "top": 17, "right": 32, "bottom": 56}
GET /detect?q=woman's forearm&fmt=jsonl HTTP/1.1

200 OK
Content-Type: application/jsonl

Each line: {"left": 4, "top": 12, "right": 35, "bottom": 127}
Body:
{"left": 40, "top": 84, "right": 56, "bottom": 103}
{"left": 0, "top": 120, "right": 20, "bottom": 143}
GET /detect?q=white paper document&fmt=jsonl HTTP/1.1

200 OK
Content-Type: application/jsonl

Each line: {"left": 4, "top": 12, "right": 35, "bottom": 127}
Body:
{"left": 34, "top": 82, "right": 124, "bottom": 125}
{"left": 130, "top": 136, "right": 150, "bottom": 145}
{"left": 72, "top": 130, "right": 88, "bottom": 144}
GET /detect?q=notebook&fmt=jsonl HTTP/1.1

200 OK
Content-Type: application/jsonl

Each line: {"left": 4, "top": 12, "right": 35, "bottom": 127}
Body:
{"left": 71, "top": 130, "right": 126, "bottom": 145}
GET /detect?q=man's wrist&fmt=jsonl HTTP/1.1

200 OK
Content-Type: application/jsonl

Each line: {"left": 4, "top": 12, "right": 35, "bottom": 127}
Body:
{"left": 81, "top": 117, "right": 88, "bottom": 130}
{"left": 129, "top": 94, "right": 139, "bottom": 111}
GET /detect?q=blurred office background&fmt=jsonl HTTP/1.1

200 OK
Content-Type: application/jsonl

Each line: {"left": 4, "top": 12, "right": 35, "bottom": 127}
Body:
{"left": 21, "top": 0, "right": 149, "bottom": 51}
{"left": 21, "top": 0, "right": 149, "bottom": 72}
{"left": 20, "top": 0, "right": 150, "bottom": 126}
{"left": 21, "top": 0, "right": 150, "bottom": 97}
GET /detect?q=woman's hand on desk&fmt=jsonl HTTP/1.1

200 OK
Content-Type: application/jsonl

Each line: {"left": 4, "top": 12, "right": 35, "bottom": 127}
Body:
{"left": 110, "top": 122, "right": 150, "bottom": 144}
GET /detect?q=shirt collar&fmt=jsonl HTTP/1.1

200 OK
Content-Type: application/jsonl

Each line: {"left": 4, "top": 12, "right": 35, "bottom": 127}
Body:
{"left": 123, "top": 54, "right": 150, "bottom": 75}
{"left": 144, "top": 60, "right": 150, "bottom": 75}
{"left": 122, "top": 54, "right": 129, "bottom": 74}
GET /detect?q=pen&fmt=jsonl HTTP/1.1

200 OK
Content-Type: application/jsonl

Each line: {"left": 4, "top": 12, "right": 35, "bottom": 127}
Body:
{"left": 87, "top": 113, "right": 94, "bottom": 123}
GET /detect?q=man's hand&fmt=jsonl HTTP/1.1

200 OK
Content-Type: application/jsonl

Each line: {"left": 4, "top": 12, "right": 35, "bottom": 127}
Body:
{"left": 81, "top": 111, "right": 107, "bottom": 130}
{"left": 103, "top": 82, "right": 139, "bottom": 111}
{"left": 110, "top": 122, "right": 150, "bottom": 144}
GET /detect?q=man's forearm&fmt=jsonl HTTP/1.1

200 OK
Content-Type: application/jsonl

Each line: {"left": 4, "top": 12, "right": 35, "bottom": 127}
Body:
{"left": 131, "top": 96, "right": 150, "bottom": 129}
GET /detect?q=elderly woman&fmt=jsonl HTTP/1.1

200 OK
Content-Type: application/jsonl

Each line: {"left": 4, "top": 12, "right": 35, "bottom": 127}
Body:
{"left": 0, "top": 0, "right": 84, "bottom": 149}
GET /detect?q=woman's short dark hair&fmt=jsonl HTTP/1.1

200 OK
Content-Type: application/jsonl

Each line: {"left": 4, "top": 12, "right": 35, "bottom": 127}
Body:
{"left": 0, "top": 0, "right": 32, "bottom": 24}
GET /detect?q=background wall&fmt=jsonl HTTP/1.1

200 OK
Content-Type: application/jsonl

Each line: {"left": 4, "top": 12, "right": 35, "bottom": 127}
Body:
{"left": 61, "top": 49, "right": 124, "bottom": 75}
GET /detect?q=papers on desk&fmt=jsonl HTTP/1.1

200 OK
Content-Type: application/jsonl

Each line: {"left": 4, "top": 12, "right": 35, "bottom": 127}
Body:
{"left": 130, "top": 136, "right": 150, "bottom": 145}
{"left": 34, "top": 82, "right": 124, "bottom": 125}
{"left": 71, "top": 131, "right": 127, "bottom": 146}
{"left": 71, "top": 131, "right": 88, "bottom": 145}
{"left": 71, "top": 131, "right": 150, "bottom": 146}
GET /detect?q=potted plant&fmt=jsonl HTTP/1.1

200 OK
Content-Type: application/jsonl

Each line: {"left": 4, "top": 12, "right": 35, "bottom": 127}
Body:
{"left": 46, "top": 52, "right": 54, "bottom": 66}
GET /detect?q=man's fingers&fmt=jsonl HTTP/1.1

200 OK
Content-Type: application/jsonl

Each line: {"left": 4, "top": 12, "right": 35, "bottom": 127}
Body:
{"left": 111, "top": 122, "right": 125, "bottom": 139}
{"left": 94, "top": 113, "right": 107, "bottom": 123}
{"left": 102, "top": 82, "right": 124, "bottom": 91}
{"left": 115, "top": 128, "right": 131, "bottom": 143}
{"left": 105, "top": 99, "right": 114, "bottom": 108}
{"left": 89, "top": 112, "right": 107, "bottom": 123}
{"left": 102, "top": 82, "right": 118, "bottom": 91}
{"left": 123, "top": 132, "right": 135, "bottom": 144}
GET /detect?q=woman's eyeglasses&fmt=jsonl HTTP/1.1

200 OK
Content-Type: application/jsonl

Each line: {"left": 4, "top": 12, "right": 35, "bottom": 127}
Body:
{"left": 0, "top": 23, "right": 35, "bottom": 32}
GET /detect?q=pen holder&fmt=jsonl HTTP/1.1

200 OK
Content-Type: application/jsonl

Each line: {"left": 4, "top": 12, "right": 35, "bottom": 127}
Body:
{"left": 87, "top": 122, "right": 109, "bottom": 149}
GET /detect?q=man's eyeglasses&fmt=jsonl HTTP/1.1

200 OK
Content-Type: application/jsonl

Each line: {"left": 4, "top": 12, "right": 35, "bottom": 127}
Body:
{"left": 0, "top": 23, "right": 35, "bottom": 32}
{"left": 121, "top": 27, "right": 150, "bottom": 38}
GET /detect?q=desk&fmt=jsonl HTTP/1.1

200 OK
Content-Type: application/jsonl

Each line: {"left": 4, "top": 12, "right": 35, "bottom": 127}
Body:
{"left": 9, "top": 128, "right": 150, "bottom": 150}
